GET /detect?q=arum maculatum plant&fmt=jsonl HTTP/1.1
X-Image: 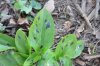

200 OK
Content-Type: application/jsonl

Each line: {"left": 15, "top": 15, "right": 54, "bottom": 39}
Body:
{"left": 0, "top": 9, "right": 84, "bottom": 66}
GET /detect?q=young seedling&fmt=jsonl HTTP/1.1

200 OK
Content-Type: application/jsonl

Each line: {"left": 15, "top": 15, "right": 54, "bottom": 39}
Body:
{"left": 14, "top": 0, "right": 42, "bottom": 14}
{"left": 0, "top": 9, "right": 84, "bottom": 66}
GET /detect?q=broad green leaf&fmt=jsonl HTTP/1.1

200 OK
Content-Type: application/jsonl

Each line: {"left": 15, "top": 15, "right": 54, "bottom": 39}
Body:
{"left": 31, "top": 0, "right": 42, "bottom": 9}
{"left": 37, "top": 58, "right": 59, "bottom": 66}
{"left": 55, "top": 41, "right": 63, "bottom": 60}
{"left": 64, "top": 40, "right": 84, "bottom": 58}
{"left": 24, "top": 52, "right": 41, "bottom": 66}
{"left": 15, "top": 29, "right": 31, "bottom": 55}
{"left": 0, "top": 44, "right": 15, "bottom": 52}
{"left": 0, "top": 52, "right": 20, "bottom": 66}
{"left": 28, "top": 9, "right": 55, "bottom": 52}
{"left": 0, "top": 33, "right": 15, "bottom": 47}
{"left": 55, "top": 34, "right": 77, "bottom": 59}
{"left": 42, "top": 49, "right": 55, "bottom": 60}
{"left": 63, "top": 40, "right": 84, "bottom": 58}
{"left": 60, "top": 57, "right": 72, "bottom": 66}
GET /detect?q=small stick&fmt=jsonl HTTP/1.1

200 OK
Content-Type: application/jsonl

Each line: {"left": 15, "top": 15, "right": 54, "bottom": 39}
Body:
{"left": 72, "top": 0, "right": 93, "bottom": 30}
{"left": 95, "top": 0, "right": 100, "bottom": 19}
{"left": 84, "top": 54, "right": 100, "bottom": 60}
{"left": 81, "top": 0, "right": 86, "bottom": 13}
{"left": 88, "top": 8, "right": 95, "bottom": 20}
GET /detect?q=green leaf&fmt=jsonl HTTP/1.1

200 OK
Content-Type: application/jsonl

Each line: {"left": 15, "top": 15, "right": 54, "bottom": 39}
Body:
{"left": 59, "top": 57, "right": 72, "bottom": 66}
{"left": 14, "top": 0, "right": 26, "bottom": 10}
{"left": 28, "top": 9, "right": 55, "bottom": 52}
{"left": 42, "top": 49, "right": 55, "bottom": 60}
{"left": 0, "top": 33, "right": 15, "bottom": 47}
{"left": 37, "top": 58, "right": 59, "bottom": 66}
{"left": 14, "top": 0, "right": 32, "bottom": 14}
{"left": 0, "top": 44, "right": 15, "bottom": 52}
{"left": 24, "top": 52, "right": 41, "bottom": 66}
{"left": 0, "top": 52, "right": 22, "bottom": 66}
{"left": 11, "top": 52, "right": 26, "bottom": 65}
{"left": 55, "top": 34, "right": 77, "bottom": 59}
{"left": 63, "top": 40, "right": 84, "bottom": 58}
{"left": 15, "top": 29, "right": 31, "bottom": 55}
{"left": 31, "top": 0, "right": 42, "bottom": 9}
{"left": 55, "top": 34, "right": 84, "bottom": 59}
{"left": 21, "top": 4, "right": 32, "bottom": 14}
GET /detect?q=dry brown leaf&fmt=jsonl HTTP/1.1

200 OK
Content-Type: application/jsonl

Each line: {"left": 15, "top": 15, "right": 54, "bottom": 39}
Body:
{"left": 9, "top": 18, "right": 16, "bottom": 25}
{"left": 63, "top": 21, "right": 72, "bottom": 30}
{"left": 43, "top": 0, "right": 55, "bottom": 13}
{"left": 77, "top": 23, "right": 84, "bottom": 33}
{"left": 18, "top": 17, "right": 28, "bottom": 25}
{"left": 75, "top": 59, "right": 86, "bottom": 66}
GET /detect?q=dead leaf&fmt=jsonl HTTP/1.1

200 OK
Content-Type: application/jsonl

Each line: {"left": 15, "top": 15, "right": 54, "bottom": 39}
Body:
{"left": 43, "top": 0, "right": 55, "bottom": 13}
{"left": 18, "top": 17, "right": 28, "bottom": 25}
{"left": 9, "top": 18, "right": 16, "bottom": 25}
{"left": 63, "top": 21, "right": 72, "bottom": 30}
{"left": 75, "top": 59, "right": 86, "bottom": 66}
{"left": 1, "top": 14, "right": 12, "bottom": 22}
{"left": 77, "top": 23, "right": 84, "bottom": 33}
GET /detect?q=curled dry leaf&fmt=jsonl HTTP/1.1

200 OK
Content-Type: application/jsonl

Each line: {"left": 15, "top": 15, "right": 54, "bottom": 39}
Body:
{"left": 43, "top": 0, "right": 55, "bottom": 13}
{"left": 17, "top": 17, "right": 28, "bottom": 25}
{"left": 63, "top": 21, "right": 72, "bottom": 30}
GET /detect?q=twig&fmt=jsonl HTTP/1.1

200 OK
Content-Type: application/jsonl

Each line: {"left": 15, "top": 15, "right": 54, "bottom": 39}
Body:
{"left": 81, "top": 0, "right": 86, "bottom": 13}
{"left": 83, "top": 54, "right": 100, "bottom": 60}
{"left": 72, "top": 0, "right": 93, "bottom": 30}
{"left": 95, "top": 0, "right": 100, "bottom": 19}
{"left": 92, "top": 40, "right": 100, "bottom": 54}
{"left": 88, "top": 8, "right": 95, "bottom": 20}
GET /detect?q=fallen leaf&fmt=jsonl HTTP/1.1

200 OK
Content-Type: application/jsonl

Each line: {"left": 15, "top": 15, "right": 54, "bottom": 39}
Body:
{"left": 63, "top": 21, "right": 72, "bottom": 30}
{"left": 1, "top": 13, "right": 12, "bottom": 22}
{"left": 9, "top": 18, "right": 16, "bottom": 25}
{"left": 43, "top": 0, "right": 55, "bottom": 13}
{"left": 75, "top": 59, "right": 86, "bottom": 66}
{"left": 18, "top": 17, "right": 28, "bottom": 25}
{"left": 77, "top": 23, "right": 84, "bottom": 33}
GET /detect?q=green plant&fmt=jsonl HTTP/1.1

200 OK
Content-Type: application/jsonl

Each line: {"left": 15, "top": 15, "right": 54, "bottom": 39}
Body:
{"left": 0, "top": 9, "right": 84, "bottom": 66}
{"left": 14, "top": 0, "right": 42, "bottom": 14}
